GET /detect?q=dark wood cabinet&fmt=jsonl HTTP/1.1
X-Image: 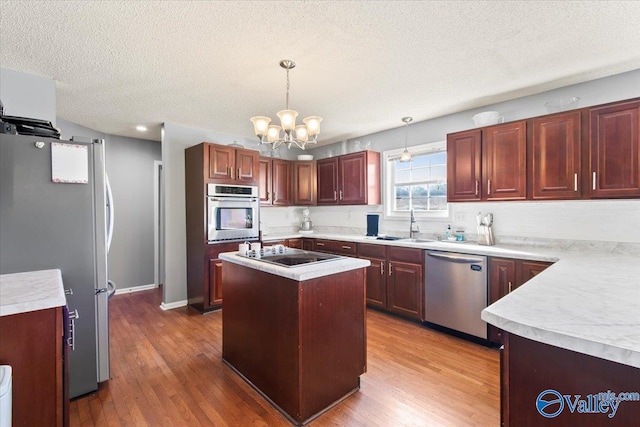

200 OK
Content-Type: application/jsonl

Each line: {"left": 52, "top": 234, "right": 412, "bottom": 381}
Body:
{"left": 447, "top": 122, "right": 526, "bottom": 202}
{"left": 293, "top": 161, "right": 317, "bottom": 205}
{"left": 357, "top": 243, "right": 424, "bottom": 321}
{"left": 185, "top": 141, "right": 259, "bottom": 313}
{"left": 0, "top": 306, "right": 67, "bottom": 426}
{"left": 529, "top": 111, "right": 582, "bottom": 199}
{"left": 259, "top": 157, "right": 292, "bottom": 206}
{"left": 317, "top": 151, "right": 381, "bottom": 205}
{"left": 483, "top": 121, "right": 527, "bottom": 201}
{"left": 207, "top": 143, "right": 259, "bottom": 185}
{"left": 488, "top": 257, "right": 552, "bottom": 344}
{"left": 302, "top": 238, "right": 314, "bottom": 251}
{"left": 447, "top": 129, "right": 482, "bottom": 201}
{"left": 590, "top": 100, "right": 640, "bottom": 198}
{"left": 314, "top": 239, "right": 357, "bottom": 255}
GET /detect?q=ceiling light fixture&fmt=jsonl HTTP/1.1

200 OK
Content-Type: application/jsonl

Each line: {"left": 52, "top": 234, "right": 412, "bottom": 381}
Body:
{"left": 399, "top": 117, "right": 413, "bottom": 162}
{"left": 250, "top": 60, "right": 322, "bottom": 150}
{"left": 136, "top": 125, "right": 147, "bottom": 132}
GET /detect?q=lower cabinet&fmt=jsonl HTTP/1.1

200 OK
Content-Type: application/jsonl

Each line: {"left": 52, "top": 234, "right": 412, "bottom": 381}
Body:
{"left": 0, "top": 306, "right": 67, "bottom": 426}
{"left": 187, "top": 241, "right": 240, "bottom": 312}
{"left": 358, "top": 243, "right": 424, "bottom": 321}
{"left": 488, "top": 257, "right": 552, "bottom": 344}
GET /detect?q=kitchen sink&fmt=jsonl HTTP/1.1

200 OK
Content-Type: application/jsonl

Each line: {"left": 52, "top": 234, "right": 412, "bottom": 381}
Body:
{"left": 399, "top": 238, "right": 435, "bottom": 243}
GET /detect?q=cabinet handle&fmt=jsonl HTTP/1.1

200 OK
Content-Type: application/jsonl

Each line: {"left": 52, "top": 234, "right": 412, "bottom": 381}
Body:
{"left": 380, "top": 262, "right": 384, "bottom": 275}
{"left": 334, "top": 190, "right": 337, "bottom": 201}
{"left": 508, "top": 281, "right": 513, "bottom": 293}
{"left": 341, "top": 245, "right": 352, "bottom": 250}
{"left": 388, "top": 263, "right": 393, "bottom": 276}
{"left": 339, "top": 190, "right": 343, "bottom": 200}
{"left": 487, "top": 179, "right": 492, "bottom": 195}
{"left": 316, "top": 242, "right": 325, "bottom": 247}
{"left": 475, "top": 180, "right": 479, "bottom": 196}
{"left": 237, "top": 168, "right": 241, "bottom": 179}
{"left": 227, "top": 166, "right": 231, "bottom": 178}
{"left": 574, "top": 173, "right": 578, "bottom": 192}
{"left": 592, "top": 172, "right": 597, "bottom": 190}
{"left": 68, "top": 309, "right": 79, "bottom": 351}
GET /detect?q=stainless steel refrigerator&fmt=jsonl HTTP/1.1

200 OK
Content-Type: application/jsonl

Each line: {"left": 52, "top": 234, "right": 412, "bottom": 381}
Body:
{"left": 0, "top": 132, "right": 112, "bottom": 398}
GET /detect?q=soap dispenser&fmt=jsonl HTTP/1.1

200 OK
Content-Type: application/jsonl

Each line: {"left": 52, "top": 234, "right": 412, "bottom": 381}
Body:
{"left": 445, "top": 224, "right": 453, "bottom": 241}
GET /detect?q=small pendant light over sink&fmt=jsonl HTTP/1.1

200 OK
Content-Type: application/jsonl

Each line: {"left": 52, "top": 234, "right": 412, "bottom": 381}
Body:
{"left": 399, "top": 116, "right": 413, "bottom": 162}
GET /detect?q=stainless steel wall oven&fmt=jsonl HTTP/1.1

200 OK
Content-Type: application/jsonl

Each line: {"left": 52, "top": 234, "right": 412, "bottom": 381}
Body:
{"left": 207, "top": 183, "right": 259, "bottom": 242}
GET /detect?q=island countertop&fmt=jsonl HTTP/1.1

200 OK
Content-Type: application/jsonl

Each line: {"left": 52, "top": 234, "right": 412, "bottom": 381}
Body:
{"left": 264, "top": 233, "right": 640, "bottom": 369}
{"left": 0, "top": 269, "right": 66, "bottom": 317}
{"left": 219, "top": 250, "right": 370, "bottom": 282}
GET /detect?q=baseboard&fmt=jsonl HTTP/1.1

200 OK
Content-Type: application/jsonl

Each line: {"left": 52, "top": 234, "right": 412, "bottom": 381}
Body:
{"left": 115, "top": 283, "right": 158, "bottom": 294}
{"left": 160, "top": 300, "right": 188, "bottom": 311}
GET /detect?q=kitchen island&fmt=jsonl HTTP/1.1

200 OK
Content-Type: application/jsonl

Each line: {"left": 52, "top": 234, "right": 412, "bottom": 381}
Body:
{"left": 219, "top": 250, "right": 369, "bottom": 426}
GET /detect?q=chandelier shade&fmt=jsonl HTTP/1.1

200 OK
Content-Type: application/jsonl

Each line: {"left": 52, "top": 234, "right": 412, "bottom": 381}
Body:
{"left": 250, "top": 60, "right": 322, "bottom": 150}
{"left": 399, "top": 116, "right": 413, "bottom": 162}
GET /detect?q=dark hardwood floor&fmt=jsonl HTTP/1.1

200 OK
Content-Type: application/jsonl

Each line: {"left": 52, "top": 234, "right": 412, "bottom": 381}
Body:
{"left": 70, "top": 287, "right": 500, "bottom": 426}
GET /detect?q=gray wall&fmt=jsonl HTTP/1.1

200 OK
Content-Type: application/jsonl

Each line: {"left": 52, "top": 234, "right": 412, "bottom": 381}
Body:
{"left": 0, "top": 67, "right": 56, "bottom": 124}
{"left": 58, "top": 119, "right": 162, "bottom": 290}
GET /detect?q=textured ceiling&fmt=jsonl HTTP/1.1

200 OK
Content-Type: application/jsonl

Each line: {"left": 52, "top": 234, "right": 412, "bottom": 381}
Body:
{"left": 1, "top": 1, "right": 640, "bottom": 145}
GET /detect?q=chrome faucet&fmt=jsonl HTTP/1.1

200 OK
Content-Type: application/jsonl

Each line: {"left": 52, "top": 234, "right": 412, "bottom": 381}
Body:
{"left": 409, "top": 209, "right": 419, "bottom": 238}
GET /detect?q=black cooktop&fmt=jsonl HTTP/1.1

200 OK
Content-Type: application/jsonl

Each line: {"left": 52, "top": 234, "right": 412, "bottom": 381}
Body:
{"left": 239, "top": 248, "right": 344, "bottom": 268}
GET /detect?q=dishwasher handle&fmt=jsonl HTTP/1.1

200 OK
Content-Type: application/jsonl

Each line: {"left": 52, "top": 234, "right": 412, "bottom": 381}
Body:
{"left": 427, "top": 252, "right": 485, "bottom": 264}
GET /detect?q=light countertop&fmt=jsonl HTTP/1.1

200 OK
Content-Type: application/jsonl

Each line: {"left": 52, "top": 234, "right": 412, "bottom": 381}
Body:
{"left": 264, "top": 232, "right": 640, "bottom": 369}
{"left": 0, "top": 269, "right": 66, "bottom": 317}
{"left": 219, "top": 251, "right": 370, "bottom": 282}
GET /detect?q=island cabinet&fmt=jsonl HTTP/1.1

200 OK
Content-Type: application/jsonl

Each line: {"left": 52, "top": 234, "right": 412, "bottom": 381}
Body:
{"left": 501, "top": 332, "right": 640, "bottom": 426}
{"left": 589, "top": 99, "right": 640, "bottom": 198}
{"left": 357, "top": 243, "right": 424, "bottom": 321}
{"left": 529, "top": 111, "right": 583, "bottom": 200}
{"left": 206, "top": 142, "right": 260, "bottom": 185}
{"left": 488, "top": 258, "right": 552, "bottom": 344}
{"left": 259, "top": 157, "right": 292, "bottom": 206}
{"left": 317, "top": 151, "right": 381, "bottom": 205}
{"left": 447, "top": 121, "right": 527, "bottom": 202}
{"left": 221, "top": 257, "right": 367, "bottom": 426}
{"left": 0, "top": 306, "right": 67, "bottom": 426}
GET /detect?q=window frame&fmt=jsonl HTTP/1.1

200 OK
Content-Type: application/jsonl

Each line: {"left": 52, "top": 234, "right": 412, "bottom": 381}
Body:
{"left": 382, "top": 140, "right": 450, "bottom": 220}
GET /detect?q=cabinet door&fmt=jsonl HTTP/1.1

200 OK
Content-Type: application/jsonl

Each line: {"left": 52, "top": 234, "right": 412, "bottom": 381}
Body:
{"left": 387, "top": 261, "right": 423, "bottom": 320}
{"left": 235, "top": 148, "right": 260, "bottom": 184}
{"left": 287, "top": 238, "right": 303, "bottom": 249}
{"left": 208, "top": 144, "right": 234, "bottom": 180}
{"left": 590, "top": 100, "right": 640, "bottom": 198}
{"left": 209, "top": 258, "right": 224, "bottom": 306}
{"left": 488, "top": 258, "right": 517, "bottom": 344}
{"left": 317, "top": 158, "right": 339, "bottom": 204}
{"left": 363, "top": 257, "right": 387, "bottom": 308}
{"left": 519, "top": 260, "right": 552, "bottom": 286}
{"left": 447, "top": 129, "right": 482, "bottom": 201}
{"left": 302, "top": 238, "right": 314, "bottom": 251}
{"left": 258, "top": 157, "right": 272, "bottom": 205}
{"left": 483, "top": 121, "right": 527, "bottom": 200}
{"left": 530, "top": 112, "right": 582, "bottom": 199}
{"left": 339, "top": 152, "right": 367, "bottom": 204}
{"left": 272, "top": 159, "right": 292, "bottom": 206}
{"left": 293, "top": 161, "right": 317, "bottom": 205}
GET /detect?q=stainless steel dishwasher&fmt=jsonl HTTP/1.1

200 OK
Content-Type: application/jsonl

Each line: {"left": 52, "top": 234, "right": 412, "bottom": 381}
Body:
{"left": 424, "top": 251, "right": 488, "bottom": 339}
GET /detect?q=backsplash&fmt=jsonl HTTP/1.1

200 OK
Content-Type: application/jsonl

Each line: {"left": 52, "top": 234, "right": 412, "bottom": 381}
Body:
{"left": 259, "top": 199, "right": 640, "bottom": 244}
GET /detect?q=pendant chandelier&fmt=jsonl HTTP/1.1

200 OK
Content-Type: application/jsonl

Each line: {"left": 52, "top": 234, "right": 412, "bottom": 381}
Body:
{"left": 250, "top": 60, "right": 322, "bottom": 150}
{"left": 399, "top": 116, "right": 413, "bottom": 162}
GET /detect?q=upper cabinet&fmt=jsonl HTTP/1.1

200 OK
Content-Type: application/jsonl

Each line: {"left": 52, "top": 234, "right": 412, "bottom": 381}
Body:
{"left": 207, "top": 143, "right": 259, "bottom": 185}
{"left": 483, "top": 121, "right": 527, "bottom": 201}
{"left": 447, "top": 97, "right": 640, "bottom": 202}
{"left": 529, "top": 111, "right": 582, "bottom": 200}
{"left": 293, "top": 161, "right": 317, "bottom": 205}
{"left": 447, "top": 122, "right": 526, "bottom": 202}
{"left": 317, "top": 151, "right": 381, "bottom": 205}
{"left": 590, "top": 100, "right": 640, "bottom": 198}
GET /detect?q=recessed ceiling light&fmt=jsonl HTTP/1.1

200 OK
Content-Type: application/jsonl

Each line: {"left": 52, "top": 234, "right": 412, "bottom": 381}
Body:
{"left": 136, "top": 125, "right": 147, "bottom": 132}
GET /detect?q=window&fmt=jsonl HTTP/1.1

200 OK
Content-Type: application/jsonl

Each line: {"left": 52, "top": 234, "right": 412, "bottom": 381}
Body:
{"left": 384, "top": 141, "right": 448, "bottom": 218}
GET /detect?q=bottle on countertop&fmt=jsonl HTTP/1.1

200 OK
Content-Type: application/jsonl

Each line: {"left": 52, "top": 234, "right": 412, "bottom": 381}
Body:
{"left": 445, "top": 224, "right": 453, "bottom": 240}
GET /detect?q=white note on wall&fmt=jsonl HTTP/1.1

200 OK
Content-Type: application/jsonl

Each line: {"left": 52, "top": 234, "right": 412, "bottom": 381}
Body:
{"left": 51, "top": 142, "right": 89, "bottom": 183}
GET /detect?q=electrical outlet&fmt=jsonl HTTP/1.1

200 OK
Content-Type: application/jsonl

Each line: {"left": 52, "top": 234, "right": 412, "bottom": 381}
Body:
{"left": 455, "top": 213, "right": 466, "bottom": 222}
